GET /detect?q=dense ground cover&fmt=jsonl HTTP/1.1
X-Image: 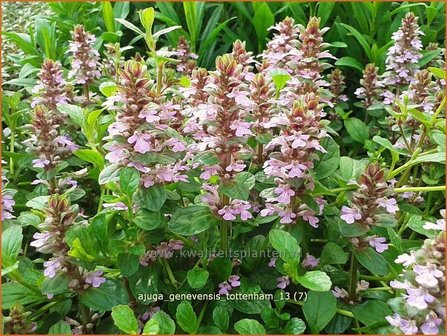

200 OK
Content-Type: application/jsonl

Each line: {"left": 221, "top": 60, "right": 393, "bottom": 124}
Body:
{"left": 1, "top": 1, "right": 446, "bottom": 335}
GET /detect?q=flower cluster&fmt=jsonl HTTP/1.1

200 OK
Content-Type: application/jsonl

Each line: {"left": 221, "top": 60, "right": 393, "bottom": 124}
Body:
{"left": 139, "top": 240, "right": 184, "bottom": 266}
{"left": 172, "top": 36, "right": 198, "bottom": 75}
{"left": 260, "top": 93, "right": 327, "bottom": 227}
{"left": 332, "top": 280, "right": 370, "bottom": 303}
{"left": 355, "top": 63, "right": 382, "bottom": 108}
{"left": 382, "top": 13, "right": 423, "bottom": 99}
{"left": 3, "top": 303, "right": 37, "bottom": 334}
{"left": 261, "top": 17, "right": 300, "bottom": 73}
{"left": 1, "top": 176, "right": 16, "bottom": 221}
{"left": 30, "top": 195, "right": 106, "bottom": 293}
{"left": 218, "top": 275, "right": 241, "bottom": 294}
{"left": 31, "top": 58, "right": 70, "bottom": 110}
{"left": 340, "top": 163, "right": 398, "bottom": 228}
{"left": 24, "top": 105, "right": 77, "bottom": 173}
{"left": 386, "top": 214, "right": 445, "bottom": 334}
{"left": 328, "top": 68, "right": 347, "bottom": 104}
{"left": 104, "top": 60, "right": 188, "bottom": 188}
{"left": 68, "top": 24, "right": 101, "bottom": 86}
{"left": 183, "top": 53, "right": 255, "bottom": 220}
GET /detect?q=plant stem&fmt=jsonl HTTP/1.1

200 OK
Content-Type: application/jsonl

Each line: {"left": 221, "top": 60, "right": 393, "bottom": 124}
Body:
{"left": 287, "top": 299, "right": 355, "bottom": 318}
{"left": 394, "top": 185, "right": 445, "bottom": 193}
{"left": 348, "top": 252, "right": 358, "bottom": 302}
{"left": 162, "top": 259, "right": 177, "bottom": 288}
{"left": 195, "top": 301, "right": 208, "bottom": 333}
{"left": 83, "top": 83, "right": 90, "bottom": 104}
{"left": 220, "top": 194, "right": 230, "bottom": 251}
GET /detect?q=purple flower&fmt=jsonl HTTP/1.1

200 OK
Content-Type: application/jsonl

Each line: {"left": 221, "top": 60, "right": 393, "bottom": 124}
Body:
{"left": 285, "top": 162, "right": 307, "bottom": 178}
{"left": 395, "top": 251, "right": 417, "bottom": 267}
{"left": 268, "top": 257, "right": 277, "bottom": 267}
{"left": 218, "top": 207, "right": 237, "bottom": 221}
{"left": 32, "top": 158, "right": 51, "bottom": 168}
{"left": 413, "top": 264, "right": 443, "bottom": 288}
{"left": 332, "top": 286, "right": 348, "bottom": 299}
{"left": 386, "top": 314, "right": 419, "bottom": 335}
{"left": 302, "top": 253, "right": 319, "bottom": 269}
{"left": 128, "top": 132, "right": 153, "bottom": 154}
{"left": 367, "top": 236, "right": 389, "bottom": 253}
{"left": 200, "top": 165, "right": 220, "bottom": 180}
{"left": 30, "top": 232, "right": 52, "bottom": 250}
{"left": 376, "top": 197, "right": 399, "bottom": 214}
{"left": 274, "top": 184, "right": 295, "bottom": 204}
{"left": 278, "top": 209, "right": 296, "bottom": 224}
{"left": 277, "top": 276, "right": 290, "bottom": 289}
{"left": 405, "top": 287, "right": 435, "bottom": 309}
{"left": 340, "top": 206, "right": 362, "bottom": 224}
{"left": 230, "top": 121, "right": 252, "bottom": 137}
{"left": 420, "top": 312, "right": 442, "bottom": 335}
{"left": 43, "top": 258, "right": 63, "bottom": 278}
{"left": 228, "top": 275, "right": 241, "bottom": 288}
{"left": 218, "top": 281, "right": 232, "bottom": 295}
{"left": 85, "top": 270, "right": 106, "bottom": 288}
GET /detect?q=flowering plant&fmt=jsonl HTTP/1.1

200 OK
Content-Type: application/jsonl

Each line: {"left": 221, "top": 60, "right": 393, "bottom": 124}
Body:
{"left": 1, "top": 3, "right": 445, "bottom": 335}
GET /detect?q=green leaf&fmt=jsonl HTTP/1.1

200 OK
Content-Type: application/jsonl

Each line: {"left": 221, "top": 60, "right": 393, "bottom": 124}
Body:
{"left": 212, "top": 306, "right": 229, "bottom": 332}
{"left": 102, "top": 1, "right": 116, "bottom": 32}
{"left": 320, "top": 242, "right": 349, "bottom": 266}
{"left": 187, "top": 267, "right": 209, "bottom": 289}
{"left": 168, "top": 205, "right": 220, "bottom": 236}
{"left": 219, "top": 179, "right": 249, "bottom": 200}
{"left": 26, "top": 195, "right": 50, "bottom": 210}
{"left": 2, "top": 282, "right": 43, "bottom": 309}
{"left": 80, "top": 279, "right": 128, "bottom": 311}
{"left": 419, "top": 49, "right": 442, "bottom": 67}
{"left": 297, "top": 271, "right": 332, "bottom": 291}
{"left": 112, "top": 305, "right": 139, "bottom": 334}
{"left": 339, "top": 157, "right": 369, "bottom": 182}
{"left": 345, "top": 118, "right": 369, "bottom": 144}
{"left": 99, "top": 164, "right": 121, "bottom": 184}
{"left": 314, "top": 137, "right": 340, "bottom": 179}
{"left": 335, "top": 56, "right": 364, "bottom": 72}
{"left": 339, "top": 23, "right": 371, "bottom": 60}
{"left": 42, "top": 273, "right": 70, "bottom": 296}
{"left": 176, "top": 301, "right": 197, "bottom": 334}
{"left": 234, "top": 318, "right": 266, "bottom": 335}
{"left": 352, "top": 300, "right": 392, "bottom": 325}
{"left": 120, "top": 167, "right": 140, "bottom": 197}
{"left": 99, "top": 81, "right": 118, "bottom": 97}
{"left": 252, "top": 3, "right": 274, "bottom": 52}
{"left": 2, "top": 225, "right": 23, "bottom": 267}
{"left": 139, "top": 7, "right": 155, "bottom": 33}
{"left": 144, "top": 311, "right": 175, "bottom": 335}
{"left": 134, "top": 185, "right": 167, "bottom": 211}
{"left": 271, "top": 70, "right": 291, "bottom": 95}
{"left": 134, "top": 209, "right": 162, "bottom": 231}
{"left": 283, "top": 317, "right": 306, "bottom": 334}
{"left": 117, "top": 253, "right": 140, "bottom": 277}
{"left": 269, "top": 229, "right": 300, "bottom": 265}
{"left": 355, "top": 247, "right": 389, "bottom": 276}
{"left": 49, "top": 321, "right": 72, "bottom": 334}
{"left": 74, "top": 149, "right": 104, "bottom": 168}
{"left": 209, "top": 257, "right": 233, "bottom": 284}
{"left": 303, "top": 291, "right": 336, "bottom": 333}
{"left": 57, "top": 104, "right": 85, "bottom": 127}
{"left": 428, "top": 67, "right": 445, "bottom": 80}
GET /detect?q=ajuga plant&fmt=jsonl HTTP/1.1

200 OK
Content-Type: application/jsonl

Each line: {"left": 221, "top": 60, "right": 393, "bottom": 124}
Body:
{"left": 1, "top": 5, "right": 446, "bottom": 336}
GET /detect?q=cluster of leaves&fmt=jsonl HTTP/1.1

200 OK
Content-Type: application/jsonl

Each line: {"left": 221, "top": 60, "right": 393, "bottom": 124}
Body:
{"left": 1, "top": 2, "right": 446, "bottom": 335}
